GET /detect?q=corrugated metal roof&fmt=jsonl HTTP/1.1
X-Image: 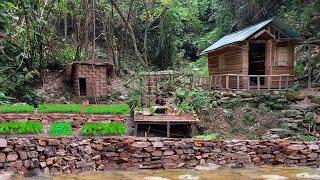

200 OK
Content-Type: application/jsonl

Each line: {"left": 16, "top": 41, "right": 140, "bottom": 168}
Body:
{"left": 201, "top": 18, "right": 301, "bottom": 55}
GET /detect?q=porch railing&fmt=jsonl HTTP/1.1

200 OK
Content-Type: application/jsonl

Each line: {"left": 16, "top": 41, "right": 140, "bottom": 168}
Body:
{"left": 193, "top": 74, "right": 294, "bottom": 91}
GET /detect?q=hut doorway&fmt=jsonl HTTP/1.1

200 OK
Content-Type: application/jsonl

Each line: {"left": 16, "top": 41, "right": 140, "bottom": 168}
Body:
{"left": 79, "top": 78, "right": 87, "bottom": 96}
{"left": 249, "top": 43, "right": 266, "bottom": 86}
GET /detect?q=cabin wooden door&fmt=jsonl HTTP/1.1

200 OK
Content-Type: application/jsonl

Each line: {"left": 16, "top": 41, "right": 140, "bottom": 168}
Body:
{"left": 249, "top": 43, "right": 266, "bottom": 86}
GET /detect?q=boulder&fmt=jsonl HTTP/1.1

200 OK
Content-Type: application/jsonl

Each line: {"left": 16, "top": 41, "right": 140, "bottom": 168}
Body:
{"left": 194, "top": 163, "right": 220, "bottom": 171}
{"left": 143, "top": 177, "right": 170, "bottom": 180}
{"left": 0, "top": 139, "right": 7, "bottom": 148}
{"left": 286, "top": 144, "right": 307, "bottom": 151}
{"left": 178, "top": 174, "right": 199, "bottom": 180}
{"left": 131, "top": 142, "right": 151, "bottom": 148}
{"left": 282, "top": 110, "right": 302, "bottom": 118}
{"left": 296, "top": 173, "right": 320, "bottom": 179}
{"left": 152, "top": 141, "right": 164, "bottom": 148}
{"left": 286, "top": 91, "right": 308, "bottom": 101}
{"left": 0, "top": 153, "right": 6, "bottom": 163}
{"left": 6, "top": 153, "right": 18, "bottom": 162}
{"left": 260, "top": 175, "right": 288, "bottom": 179}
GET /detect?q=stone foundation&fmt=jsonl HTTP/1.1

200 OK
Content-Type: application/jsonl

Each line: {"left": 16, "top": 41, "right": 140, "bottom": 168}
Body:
{"left": 0, "top": 137, "right": 320, "bottom": 174}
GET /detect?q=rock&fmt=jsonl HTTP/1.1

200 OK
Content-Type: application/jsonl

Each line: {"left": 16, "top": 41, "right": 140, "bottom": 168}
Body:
{"left": 0, "top": 153, "right": 6, "bottom": 163}
{"left": 194, "top": 163, "right": 220, "bottom": 171}
{"left": 151, "top": 150, "right": 163, "bottom": 157}
{"left": 163, "top": 150, "right": 174, "bottom": 156}
{"left": 199, "top": 159, "right": 206, "bottom": 166}
{"left": 0, "top": 139, "right": 7, "bottom": 148}
{"left": 44, "top": 147, "right": 56, "bottom": 157}
{"left": 269, "top": 128, "right": 294, "bottom": 137}
{"left": 143, "top": 177, "right": 170, "bottom": 180}
{"left": 260, "top": 175, "right": 288, "bottom": 179}
{"left": 307, "top": 144, "right": 319, "bottom": 150}
{"left": 0, "top": 171, "right": 14, "bottom": 180}
{"left": 286, "top": 144, "right": 307, "bottom": 151}
{"left": 238, "top": 91, "right": 251, "bottom": 98}
{"left": 6, "top": 153, "right": 18, "bottom": 162}
{"left": 305, "top": 112, "right": 316, "bottom": 120}
{"left": 131, "top": 142, "right": 151, "bottom": 148}
{"left": 178, "top": 174, "right": 199, "bottom": 180}
{"left": 282, "top": 110, "right": 302, "bottom": 118}
{"left": 286, "top": 91, "right": 308, "bottom": 101}
{"left": 152, "top": 142, "right": 164, "bottom": 148}
{"left": 18, "top": 151, "right": 28, "bottom": 160}
{"left": 296, "top": 173, "right": 320, "bottom": 179}
{"left": 27, "top": 151, "right": 38, "bottom": 158}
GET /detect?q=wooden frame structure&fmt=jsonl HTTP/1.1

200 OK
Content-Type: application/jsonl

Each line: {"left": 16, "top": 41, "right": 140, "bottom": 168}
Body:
{"left": 201, "top": 18, "right": 301, "bottom": 91}
{"left": 134, "top": 114, "right": 199, "bottom": 138}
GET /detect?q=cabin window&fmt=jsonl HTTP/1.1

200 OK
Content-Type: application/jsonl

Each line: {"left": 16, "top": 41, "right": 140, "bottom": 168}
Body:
{"left": 275, "top": 46, "right": 289, "bottom": 66}
{"left": 79, "top": 78, "right": 87, "bottom": 96}
{"left": 218, "top": 54, "right": 225, "bottom": 69}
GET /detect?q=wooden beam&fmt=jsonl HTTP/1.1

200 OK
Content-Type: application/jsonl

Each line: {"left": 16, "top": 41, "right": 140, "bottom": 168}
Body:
{"left": 134, "top": 123, "right": 138, "bottom": 136}
{"left": 237, "top": 75, "right": 240, "bottom": 90}
{"left": 226, "top": 75, "right": 229, "bottom": 89}
{"left": 167, "top": 121, "right": 170, "bottom": 138}
{"left": 257, "top": 75, "right": 260, "bottom": 90}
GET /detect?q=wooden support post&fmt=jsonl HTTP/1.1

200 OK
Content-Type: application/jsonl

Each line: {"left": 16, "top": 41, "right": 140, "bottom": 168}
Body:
{"left": 167, "top": 122, "right": 170, "bottom": 138}
{"left": 279, "top": 75, "right": 282, "bottom": 90}
{"left": 226, "top": 75, "right": 229, "bottom": 89}
{"left": 247, "top": 76, "right": 250, "bottom": 91}
{"left": 257, "top": 75, "right": 260, "bottom": 90}
{"left": 267, "top": 76, "right": 271, "bottom": 90}
{"left": 134, "top": 123, "right": 138, "bottom": 136}
{"left": 190, "top": 124, "right": 195, "bottom": 137}
{"left": 285, "top": 76, "right": 289, "bottom": 90}
{"left": 219, "top": 76, "right": 222, "bottom": 90}
{"left": 214, "top": 76, "right": 217, "bottom": 89}
{"left": 237, "top": 75, "right": 240, "bottom": 90}
{"left": 209, "top": 76, "right": 212, "bottom": 89}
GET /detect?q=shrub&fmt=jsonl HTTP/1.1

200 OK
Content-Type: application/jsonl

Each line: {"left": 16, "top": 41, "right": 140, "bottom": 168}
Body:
{"left": 243, "top": 114, "right": 255, "bottom": 125}
{"left": 49, "top": 122, "right": 73, "bottom": 136}
{"left": 83, "top": 105, "right": 130, "bottom": 115}
{"left": 81, "top": 122, "right": 127, "bottom": 136}
{"left": 0, "top": 105, "right": 34, "bottom": 113}
{"left": 0, "top": 122, "right": 43, "bottom": 134}
{"left": 39, "top": 104, "right": 81, "bottom": 113}
{"left": 193, "top": 133, "right": 219, "bottom": 141}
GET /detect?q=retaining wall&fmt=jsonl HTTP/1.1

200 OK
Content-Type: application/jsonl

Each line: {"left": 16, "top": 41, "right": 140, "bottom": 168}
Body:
{"left": 0, "top": 137, "right": 320, "bottom": 174}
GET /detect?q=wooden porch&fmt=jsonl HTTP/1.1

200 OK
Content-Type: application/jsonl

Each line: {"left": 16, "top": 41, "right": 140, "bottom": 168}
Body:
{"left": 193, "top": 74, "right": 295, "bottom": 91}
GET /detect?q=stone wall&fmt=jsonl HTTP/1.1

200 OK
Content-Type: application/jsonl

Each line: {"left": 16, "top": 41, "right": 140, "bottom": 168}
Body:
{"left": 0, "top": 137, "right": 320, "bottom": 175}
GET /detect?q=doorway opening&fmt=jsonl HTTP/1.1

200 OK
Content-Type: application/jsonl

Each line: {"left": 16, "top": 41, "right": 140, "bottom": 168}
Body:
{"left": 249, "top": 43, "right": 266, "bottom": 86}
{"left": 79, "top": 78, "right": 87, "bottom": 96}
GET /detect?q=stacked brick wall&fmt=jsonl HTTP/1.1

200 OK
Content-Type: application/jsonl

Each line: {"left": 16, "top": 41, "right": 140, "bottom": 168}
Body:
{"left": 73, "top": 64, "right": 107, "bottom": 98}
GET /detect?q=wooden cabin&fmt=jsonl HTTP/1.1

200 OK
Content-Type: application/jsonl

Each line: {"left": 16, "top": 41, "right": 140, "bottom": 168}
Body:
{"left": 201, "top": 18, "right": 302, "bottom": 90}
{"left": 65, "top": 61, "right": 114, "bottom": 98}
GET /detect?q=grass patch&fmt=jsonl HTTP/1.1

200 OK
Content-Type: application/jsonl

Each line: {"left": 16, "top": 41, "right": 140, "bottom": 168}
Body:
{"left": 49, "top": 122, "right": 73, "bottom": 136}
{"left": 0, "top": 122, "right": 43, "bottom": 134}
{"left": 39, "top": 104, "right": 81, "bottom": 113}
{"left": 83, "top": 104, "right": 130, "bottom": 115}
{"left": 81, "top": 122, "right": 127, "bottom": 136}
{"left": 0, "top": 105, "right": 34, "bottom": 113}
{"left": 193, "top": 134, "right": 219, "bottom": 141}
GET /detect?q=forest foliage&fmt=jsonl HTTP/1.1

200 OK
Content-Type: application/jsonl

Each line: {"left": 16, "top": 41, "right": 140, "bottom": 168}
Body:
{"left": 0, "top": 0, "right": 319, "bottom": 103}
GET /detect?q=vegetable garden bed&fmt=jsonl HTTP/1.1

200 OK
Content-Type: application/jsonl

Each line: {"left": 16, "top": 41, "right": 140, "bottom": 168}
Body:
{"left": 0, "top": 104, "right": 130, "bottom": 115}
